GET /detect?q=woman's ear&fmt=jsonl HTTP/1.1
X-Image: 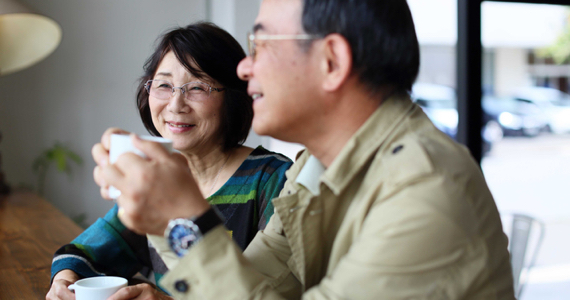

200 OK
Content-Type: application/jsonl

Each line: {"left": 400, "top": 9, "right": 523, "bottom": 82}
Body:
{"left": 319, "top": 33, "right": 352, "bottom": 92}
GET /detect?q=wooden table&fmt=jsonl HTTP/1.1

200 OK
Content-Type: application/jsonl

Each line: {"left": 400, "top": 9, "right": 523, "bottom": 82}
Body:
{"left": 0, "top": 192, "right": 83, "bottom": 299}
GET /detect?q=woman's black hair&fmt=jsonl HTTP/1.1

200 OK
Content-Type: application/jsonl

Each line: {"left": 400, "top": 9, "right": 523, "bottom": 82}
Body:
{"left": 136, "top": 22, "right": 252, "bottom": 152}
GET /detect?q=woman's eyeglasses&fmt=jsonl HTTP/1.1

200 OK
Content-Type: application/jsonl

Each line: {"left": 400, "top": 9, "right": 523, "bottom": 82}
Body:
{"left": 144, "top": 80, "right": 225, "bottom": 101}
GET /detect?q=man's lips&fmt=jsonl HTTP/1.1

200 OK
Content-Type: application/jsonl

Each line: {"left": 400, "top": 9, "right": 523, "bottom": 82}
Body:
{"left": 252, "top": 93, "right": 263, "bottom": 100}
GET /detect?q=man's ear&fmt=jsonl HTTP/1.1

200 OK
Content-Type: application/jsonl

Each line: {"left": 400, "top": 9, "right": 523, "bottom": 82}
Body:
{"left": 320, "top": 33, "right": 352, "bottom": 92}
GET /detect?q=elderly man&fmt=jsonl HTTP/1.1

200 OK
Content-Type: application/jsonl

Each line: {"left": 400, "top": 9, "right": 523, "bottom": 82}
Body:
{"left": 96, "top": 0, "right": 515, "bottom": 299}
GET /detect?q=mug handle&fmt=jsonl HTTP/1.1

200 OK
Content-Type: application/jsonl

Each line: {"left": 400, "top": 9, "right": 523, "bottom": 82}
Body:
{"left": 68, "top": 284, "right": 76, "bottom": 292}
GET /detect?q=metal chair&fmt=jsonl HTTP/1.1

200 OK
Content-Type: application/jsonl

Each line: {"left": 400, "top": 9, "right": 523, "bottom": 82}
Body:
{"left": 501, "top": 213, "right": 545, "bottom": 299}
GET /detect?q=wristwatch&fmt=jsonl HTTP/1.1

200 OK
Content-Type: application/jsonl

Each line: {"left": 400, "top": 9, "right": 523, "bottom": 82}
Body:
{"left": 164, "top": 207, "right": 224, "bottom": 257}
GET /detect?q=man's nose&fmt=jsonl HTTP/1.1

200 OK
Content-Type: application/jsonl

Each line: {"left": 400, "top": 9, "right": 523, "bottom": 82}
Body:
{"left": 237, "top": 56, "right": 253, "bottom": 81}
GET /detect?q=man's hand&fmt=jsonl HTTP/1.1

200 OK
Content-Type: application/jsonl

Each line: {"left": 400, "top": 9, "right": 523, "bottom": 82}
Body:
{"left": 46, "top": 270, "right": 80, "bottom": 300}
{"left": 99, "top": 134, "right": 210, "bottom": 235}
{"left": 92, "top": 127, "right": 130, "bottom": 200}
{"left": 107, "top": 283, "right": 174, "bottom": 300}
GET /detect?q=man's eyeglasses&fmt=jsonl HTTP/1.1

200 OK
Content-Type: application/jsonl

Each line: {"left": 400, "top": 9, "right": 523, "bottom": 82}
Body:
{"left": 144, "top": 80, "right": 225, "bottom": 101}
{"left": 247, "top": 32, "right": 319, "bottom": 59}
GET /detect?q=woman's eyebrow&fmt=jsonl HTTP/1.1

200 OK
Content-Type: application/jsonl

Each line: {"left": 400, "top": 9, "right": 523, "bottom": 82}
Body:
{"left": 154, "top": 72, "right": 172, "bottom": 77}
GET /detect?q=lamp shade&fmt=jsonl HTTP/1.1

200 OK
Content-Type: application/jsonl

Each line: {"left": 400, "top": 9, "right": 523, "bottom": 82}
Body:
{"left": 0, "top": 0, "right": 61, "bottom": 76}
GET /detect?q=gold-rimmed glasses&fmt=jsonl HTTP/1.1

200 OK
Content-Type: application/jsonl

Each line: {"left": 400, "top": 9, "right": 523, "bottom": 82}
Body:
{"left": 247, "top": 32, "right": 320, "bottom": 59}
{"left": 144, "top": 80, "right": 225, "bottom": 101}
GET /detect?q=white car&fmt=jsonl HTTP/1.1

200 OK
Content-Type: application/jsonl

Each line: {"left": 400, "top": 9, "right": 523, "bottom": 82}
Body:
{"left": 411, "top": 83, "right": 458, "bottom": 138}
{"left": 512, "top": 86, "right": 570, "bottom": 134}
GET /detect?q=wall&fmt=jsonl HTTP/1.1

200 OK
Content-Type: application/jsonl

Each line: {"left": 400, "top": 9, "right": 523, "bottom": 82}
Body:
{"left": 208, "top": 0, "right": 269, "bottom": 149}
{"left": 416, "top": 45, "right": 456, "bottom": 88}
{"left": 494, "top": 48, "right": 532, "bottom": 97}
{"left": 0, "top": 0, "right": 208, "bottom": 225}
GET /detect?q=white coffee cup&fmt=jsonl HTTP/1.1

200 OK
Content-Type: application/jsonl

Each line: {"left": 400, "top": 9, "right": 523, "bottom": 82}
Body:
{"left": 68, "top": 276, "right": 128, "bottom": 300}
{"left": 108, "top": 134, "right": 173, "bottom": 199}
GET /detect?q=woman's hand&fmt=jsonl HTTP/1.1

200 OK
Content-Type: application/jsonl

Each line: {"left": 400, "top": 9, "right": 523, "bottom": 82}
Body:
{"left": 45, "top": 269, "right": 80, "bottom": 300}
{"left": 100, "top": 134, "right": 210, "bottom": 235}
{"left": 92, "top": 127, "right": 130, "bottom": 200}
{"left": 107, "top": 283, "right": 174, "bottom": 300}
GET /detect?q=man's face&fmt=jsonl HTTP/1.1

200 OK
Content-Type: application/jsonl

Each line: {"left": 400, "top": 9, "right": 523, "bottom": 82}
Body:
{"left": 237, "top": 0, "right": 321, "bottom": 143}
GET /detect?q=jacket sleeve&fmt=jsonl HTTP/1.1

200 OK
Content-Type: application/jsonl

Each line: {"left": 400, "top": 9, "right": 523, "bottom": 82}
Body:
{"left": 160, "top": 176, "right": 510, "bottom": 300}
{"left": 51, "top": 204, "right": 151, "bottom": 280}
{"left": 160, "top": 210, "right": 302, "bottom": 300}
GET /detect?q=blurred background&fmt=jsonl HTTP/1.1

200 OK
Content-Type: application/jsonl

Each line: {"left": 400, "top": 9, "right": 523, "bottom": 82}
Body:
{"left": 0, "top": 0, "right": 568, "bottom": 299}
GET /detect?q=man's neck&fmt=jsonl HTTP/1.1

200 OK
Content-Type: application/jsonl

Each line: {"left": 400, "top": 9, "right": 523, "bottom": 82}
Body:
{"left": 302, "top": 88, "right": 387, "bottom": 168}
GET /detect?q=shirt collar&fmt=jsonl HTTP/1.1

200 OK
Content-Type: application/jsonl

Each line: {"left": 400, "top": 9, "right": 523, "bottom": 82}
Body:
{"left": 295, "top": 155, "right": 326, "bottom": 196}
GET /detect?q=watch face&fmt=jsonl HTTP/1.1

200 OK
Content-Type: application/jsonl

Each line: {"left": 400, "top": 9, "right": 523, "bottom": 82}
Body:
{"left": 168, "top": 222, "right": 201, "bottom": 257}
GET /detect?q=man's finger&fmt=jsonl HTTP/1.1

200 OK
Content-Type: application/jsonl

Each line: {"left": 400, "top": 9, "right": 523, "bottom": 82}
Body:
{"left": 172, "top": 152, "right": 188, "bottom": 165}
{"left": 91, "top": 143, "right": 109, "bottom": 166}
{"left": 93, "top": 165, "right": 107, "bottom": 188}
{"left": 131, "top": 133, "right": 170, "bottom": 160}
{"left": 100, "top": 163, "right": 126, "bottom": 194}
{"left": 113, "top": 152, "right": 148, "bottom": 174}
{"left": 101, "top": 127, "right": 130, "bottom": 150}
{"left": 100, "top": 185, "right": 112, "bottom": 200}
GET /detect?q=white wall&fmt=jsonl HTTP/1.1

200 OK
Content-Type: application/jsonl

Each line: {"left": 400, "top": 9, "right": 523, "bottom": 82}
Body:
{"left": 416, "top": 45, "right": 456, "bottom": 88}
{"left": 208, "top": 0, "right": 270, "bottom": 150}
{"left": 494, "top": 48, "right": 532, "bottom": 97}
{"left": 0, "top": 0, "right": 207, "bottom": 225}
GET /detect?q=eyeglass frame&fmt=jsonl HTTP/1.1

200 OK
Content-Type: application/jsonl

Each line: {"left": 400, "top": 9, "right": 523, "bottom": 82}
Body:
{"left": 247, "top": 32, "right": 320, "bottom": 59}
{"left": 144, "top": 79, "right": 225, "bottom": 101}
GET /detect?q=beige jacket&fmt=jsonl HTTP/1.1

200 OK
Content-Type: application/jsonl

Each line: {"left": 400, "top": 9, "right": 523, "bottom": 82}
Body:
{"left": 161, "top": 95, "right": 515, "bottom": 299}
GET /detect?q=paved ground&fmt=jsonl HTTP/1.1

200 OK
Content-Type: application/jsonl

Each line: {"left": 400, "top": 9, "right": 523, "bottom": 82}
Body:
{"left": 482, "top": 133, "right": 570, "bottom": 299}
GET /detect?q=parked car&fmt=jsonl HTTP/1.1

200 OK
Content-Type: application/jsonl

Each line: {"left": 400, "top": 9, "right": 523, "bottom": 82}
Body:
{"left": 482, "top": 96, "right": 550, "bottom": 137}
{"left": 411, "top": 83, "right": 458, "bottom": 138}
{"left": 411, "top": 83, "right": 497, "bottom": 153}
{"left": 512, "top": 86, "right": 570, "bottom": 134}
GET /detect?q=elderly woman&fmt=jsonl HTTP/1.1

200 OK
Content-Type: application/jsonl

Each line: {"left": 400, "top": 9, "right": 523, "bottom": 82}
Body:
{"left": 46, "top": 22, "right": 292, "bottom": 300}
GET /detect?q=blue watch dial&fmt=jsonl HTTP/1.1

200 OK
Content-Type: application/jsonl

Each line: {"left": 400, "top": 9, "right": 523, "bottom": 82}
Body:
{"left": 167, "top": 221, "right": 202, "bottom": 257}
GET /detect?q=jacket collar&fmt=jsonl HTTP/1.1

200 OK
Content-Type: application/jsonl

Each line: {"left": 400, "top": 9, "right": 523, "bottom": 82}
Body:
{"left": 320, "top": 94, "right": 416, "bottom": 195}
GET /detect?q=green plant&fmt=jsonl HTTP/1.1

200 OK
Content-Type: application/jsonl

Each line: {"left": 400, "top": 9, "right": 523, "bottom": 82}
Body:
{"left": 32, "top": 142, "right": 83, "bottom": 196}
{"left": 536, "top": 9, "right": 570, "bottom": 64}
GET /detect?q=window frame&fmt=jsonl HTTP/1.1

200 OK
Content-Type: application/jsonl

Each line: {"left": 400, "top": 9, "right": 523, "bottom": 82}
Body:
{"left": 457, "top": 0, "right": 570, "bottom": 163}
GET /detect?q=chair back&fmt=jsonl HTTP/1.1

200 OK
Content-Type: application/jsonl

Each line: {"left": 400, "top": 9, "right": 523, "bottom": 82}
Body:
{"left": 501, "top": 213, "right": 545, "bottom": 299}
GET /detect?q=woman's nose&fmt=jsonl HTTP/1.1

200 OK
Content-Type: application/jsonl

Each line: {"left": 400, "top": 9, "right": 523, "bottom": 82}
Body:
{"left": 237, "top": 56, "right": 253, "bottom": 81}
{"left": 167, "top": 90, "right": 189, "bottom": 113}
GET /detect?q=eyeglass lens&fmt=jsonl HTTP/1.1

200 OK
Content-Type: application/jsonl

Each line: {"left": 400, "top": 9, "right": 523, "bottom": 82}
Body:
{"left": 147, "top": 80, "right": 211, "bottom": 101}
{"left": 248, "top": 33, "right": 256, "bottom": 58}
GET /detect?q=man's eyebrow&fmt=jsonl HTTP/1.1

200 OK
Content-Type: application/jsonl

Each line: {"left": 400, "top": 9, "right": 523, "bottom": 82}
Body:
{"left": 252, "top": 23, "right": 264, "bottom": 33}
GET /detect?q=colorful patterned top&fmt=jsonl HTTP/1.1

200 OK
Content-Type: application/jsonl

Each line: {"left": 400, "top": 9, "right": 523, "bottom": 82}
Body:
{"left": 51, "top": 146, "right": 292, "bottom": 288}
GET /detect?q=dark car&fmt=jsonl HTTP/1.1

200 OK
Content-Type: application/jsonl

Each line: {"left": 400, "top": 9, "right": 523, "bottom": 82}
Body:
{"left": 411, "top": 83, "right": 498, "bottom": 154}
{"left": 482, "top": 96, "right": 550, "bottom": 137}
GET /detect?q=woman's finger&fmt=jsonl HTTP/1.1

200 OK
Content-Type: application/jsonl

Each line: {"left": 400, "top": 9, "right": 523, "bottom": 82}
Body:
{"left": 106, "top": 285, "right": 143, "bottom": 300}
{"left": 46, "top": 279, "right": 75, "bottom": 300}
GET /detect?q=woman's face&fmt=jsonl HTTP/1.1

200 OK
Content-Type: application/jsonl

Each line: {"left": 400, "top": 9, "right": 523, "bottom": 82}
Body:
{"left": 149, "top": 51, "right": 225, "bottom": 154}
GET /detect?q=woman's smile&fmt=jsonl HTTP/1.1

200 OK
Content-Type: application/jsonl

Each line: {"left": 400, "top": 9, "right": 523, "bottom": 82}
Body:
{"left": 166, "top": 121, "right": 195, "bottom": 133}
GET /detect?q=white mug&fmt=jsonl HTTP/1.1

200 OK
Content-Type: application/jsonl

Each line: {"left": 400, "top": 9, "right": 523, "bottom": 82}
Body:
{"left": 108, "top": 134, "right": 173, "bottom": 199}
{"left": 68, "top": 276, "right": 128, "bottom": 300}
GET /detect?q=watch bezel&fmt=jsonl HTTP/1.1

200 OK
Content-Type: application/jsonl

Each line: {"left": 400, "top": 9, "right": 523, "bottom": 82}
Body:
{"left": 165, "top": 218, "right": 203, "bottom": 257}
